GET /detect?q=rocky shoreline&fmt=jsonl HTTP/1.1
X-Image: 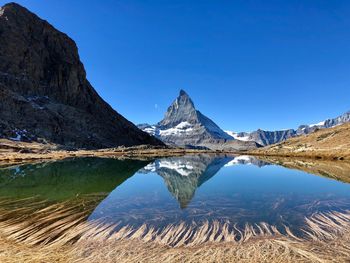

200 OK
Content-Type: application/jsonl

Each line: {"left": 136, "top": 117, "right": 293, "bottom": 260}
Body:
{"left": 0, "top": 139, "right": 237, "bottom": 166}
{"left": 1, "top": 138, "right": 349, "bottom": 169}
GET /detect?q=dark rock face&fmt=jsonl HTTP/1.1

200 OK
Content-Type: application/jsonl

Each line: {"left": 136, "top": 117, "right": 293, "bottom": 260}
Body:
{"left": 0, "top": 3, "right": 162, "bottom": 148}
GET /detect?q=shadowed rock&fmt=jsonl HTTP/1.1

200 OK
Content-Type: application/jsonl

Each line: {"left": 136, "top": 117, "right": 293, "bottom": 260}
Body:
{"left": 0, "top": 3, "right": 163, "bottom": 148}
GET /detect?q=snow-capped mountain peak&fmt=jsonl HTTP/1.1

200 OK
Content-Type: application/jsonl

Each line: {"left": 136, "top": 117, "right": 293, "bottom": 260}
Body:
{"left": 138, "top": 90, "right": 234, "bottom": 148}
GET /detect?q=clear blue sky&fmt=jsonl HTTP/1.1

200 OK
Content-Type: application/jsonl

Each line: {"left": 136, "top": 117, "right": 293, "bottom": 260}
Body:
{"left": 2, "top": 0, "right": 350, "bottom": 131}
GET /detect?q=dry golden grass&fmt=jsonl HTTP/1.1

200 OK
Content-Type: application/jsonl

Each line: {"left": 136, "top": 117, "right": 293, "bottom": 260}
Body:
{"left": 0, "top": 139, "right": 59, "bottom": 154}
{"left": 0, "top": 197, "right": 349, "bottom": 262}
{"left": 0, "top": 138, "right": 233, "bottom": 166}
{"left": 251, "top": 123, "right": 350, "bottom": 160}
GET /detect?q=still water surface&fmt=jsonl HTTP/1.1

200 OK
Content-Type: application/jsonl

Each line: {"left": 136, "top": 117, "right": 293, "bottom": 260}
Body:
{"left": 1, "top": 155, "right": 350, "bottom": 234}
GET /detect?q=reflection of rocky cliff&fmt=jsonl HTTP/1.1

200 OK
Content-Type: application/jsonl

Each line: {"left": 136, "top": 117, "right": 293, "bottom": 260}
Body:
{"left": 0, "top": 158, "right": 149, "bottom": 201}
{"left": 141, "top": 155, "right": 232, "bottom": 208}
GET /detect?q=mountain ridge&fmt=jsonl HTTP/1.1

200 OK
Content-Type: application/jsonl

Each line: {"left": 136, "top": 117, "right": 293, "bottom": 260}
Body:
{"left": 138, "top": 90, "right": 260, "bottom": 150}
{"left": 251, "top": 122, "right": 350, "bottom": 160}
{"left": 0, "top": 3, "right": 163, "bottom": 149}
{"left": 225, "top": 111, "right": 350, "bottom": 146}
{"left": 157, "top": 90, "right": 232, "bottom": 141}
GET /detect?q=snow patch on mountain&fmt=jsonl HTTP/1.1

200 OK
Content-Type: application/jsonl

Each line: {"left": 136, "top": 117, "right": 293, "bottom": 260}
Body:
{"left": 224, "top": 131, "right": 251, "bottom": 142}
{"left": 309, "top": 121, "right": 326, "bottom": 127}
{"left": 138, "top": 90, "right": 240, "bottom": 149}
{"left": 8, "top": 129, "right": 31, "bottom": 141}
{"left": 139, "top": 90, "right": 350, "bottom": 148}
{"left": 143, "top": 126, "right": 157, "bottom": 136}
{"left": 159, "top": 122, "right": 194, "bottom": 136}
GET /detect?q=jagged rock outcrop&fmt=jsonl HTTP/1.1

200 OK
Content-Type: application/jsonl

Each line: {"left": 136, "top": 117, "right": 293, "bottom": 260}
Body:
{"left": 157, "top": 89, "right": 232, "bottom": 144}
{"left": 247, "top": 129, "right": 297, "bottom": 146}
{"left": 0, "top": 3, "right": 162, "bottom": 148}
{"left": 139, "top": 90, "right": 259, "bottom": 150}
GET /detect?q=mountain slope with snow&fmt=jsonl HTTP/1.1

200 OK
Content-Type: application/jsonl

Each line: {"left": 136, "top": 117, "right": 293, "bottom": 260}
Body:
{"left": 225, "top": 111, "right": 350, "bottom": 146}
{"left": 138, "top": 90, "right": 260, "bottom": 150}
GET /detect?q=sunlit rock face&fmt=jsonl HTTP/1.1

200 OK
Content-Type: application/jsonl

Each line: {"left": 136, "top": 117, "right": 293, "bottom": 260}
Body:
{"left": 0, "top": 3, "right": 163, "bottom": 148}
{"left": 138, "top": 90, "right": 259, "bottom": 150}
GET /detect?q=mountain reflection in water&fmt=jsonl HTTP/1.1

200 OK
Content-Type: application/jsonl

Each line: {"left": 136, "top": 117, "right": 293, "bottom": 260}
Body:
{"left": 0, "top": 158, "right": 150, "bottom": 201}
{"left": 0, "top": 155, "right": 350, "bottom": 236}
{"left": 88, "top": 155, "right": 350, "bottom": 233}
{"left": 138, "top": 155, "right": 270, "bottom": 208}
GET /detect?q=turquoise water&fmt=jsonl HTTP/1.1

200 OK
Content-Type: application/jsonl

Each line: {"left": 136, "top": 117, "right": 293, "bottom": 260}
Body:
{"left": 88, "top": 155, "right": 350, "bottom": 232}
{"left": 1, "top": 155, "right": 350, "bottom": 233}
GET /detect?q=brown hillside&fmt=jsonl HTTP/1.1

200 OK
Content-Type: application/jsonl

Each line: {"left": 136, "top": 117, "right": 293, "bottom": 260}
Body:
{"left": 250, "top": 122, "right": 350, "bottom": 160}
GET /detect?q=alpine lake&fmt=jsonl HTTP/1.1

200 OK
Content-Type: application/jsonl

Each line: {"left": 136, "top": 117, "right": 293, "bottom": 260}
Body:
{"left": 0, "top": 154, "right": 350, "bottom": 246}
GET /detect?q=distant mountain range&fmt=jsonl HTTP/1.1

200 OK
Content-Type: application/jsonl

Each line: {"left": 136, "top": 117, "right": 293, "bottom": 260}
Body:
{"left": 225, "top": 111, "right": 350, "bottom": 146}
{"left": 140, "top": 90, "right": 350, "bottom": 149}
{"left": 252, "top": 122, "right": 350, "bottom": 160}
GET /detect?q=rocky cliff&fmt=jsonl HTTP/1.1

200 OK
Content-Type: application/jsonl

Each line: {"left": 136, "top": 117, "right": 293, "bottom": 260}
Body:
{"left": 0, "top": 3, "right": 162, "bottom": 149}
{"left": 248, "top": 129, "right": 297, "bottom": 146}
{"left": 138, "top": 90, "right": 259, "bottom": 150}
{"left": 157, "top": 90, "right": 233, "bottom": 144}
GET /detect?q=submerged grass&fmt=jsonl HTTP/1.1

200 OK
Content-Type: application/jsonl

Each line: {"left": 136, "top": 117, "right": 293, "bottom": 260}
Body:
{"left": 0, "top": 197, "right": 349, "bottom": 262}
